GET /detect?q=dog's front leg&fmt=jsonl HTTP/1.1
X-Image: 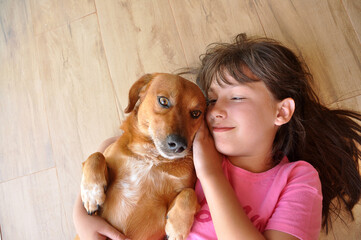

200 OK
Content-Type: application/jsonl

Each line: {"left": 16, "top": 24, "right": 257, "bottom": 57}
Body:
{"left": 165, "top": 188, "right": 200, "bottom": 240}
{"left": 80, "top": 152, "right": 108, "bottom": 215}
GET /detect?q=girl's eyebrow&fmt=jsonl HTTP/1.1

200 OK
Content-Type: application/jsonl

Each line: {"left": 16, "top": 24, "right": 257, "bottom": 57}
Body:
{"left": 207, "top": 87, "right": 215, "bottom": 95}
{"left": 208, "top": 88, "right": 214, "bottom": 93}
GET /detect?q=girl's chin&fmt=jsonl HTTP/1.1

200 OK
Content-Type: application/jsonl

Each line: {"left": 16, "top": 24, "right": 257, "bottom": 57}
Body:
{"left": 214, "top": 142, "right": 239, "bottom": 156}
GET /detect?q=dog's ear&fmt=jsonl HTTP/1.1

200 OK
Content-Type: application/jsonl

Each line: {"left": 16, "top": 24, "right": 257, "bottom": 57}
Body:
{"left": 124, "top": 74, "right": 154, "bottom": 113}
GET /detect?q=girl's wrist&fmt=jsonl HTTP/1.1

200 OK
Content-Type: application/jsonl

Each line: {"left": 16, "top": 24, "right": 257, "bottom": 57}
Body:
{"left": 196, "top": 167, "right": 225, "bottom": 183}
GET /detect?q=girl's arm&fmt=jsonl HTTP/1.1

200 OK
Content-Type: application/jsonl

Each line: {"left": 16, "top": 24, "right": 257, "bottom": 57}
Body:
{"left": 193, "top": 122, "right": 299, "bottom": 240}
{"left": 73, "top": 136, "right": 128, "bottom": 240}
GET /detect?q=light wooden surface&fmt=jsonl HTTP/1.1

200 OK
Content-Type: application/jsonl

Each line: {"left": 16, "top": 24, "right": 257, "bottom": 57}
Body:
{"left": 0, "top": 0, "right": 360, "bottom": 239}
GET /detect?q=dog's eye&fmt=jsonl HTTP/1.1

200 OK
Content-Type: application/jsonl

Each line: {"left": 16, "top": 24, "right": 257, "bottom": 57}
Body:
{"left": 158, "top": 96, "right": 170, "bottom": 108}
{"left": 191, "top": 110, "right": 202, "bottom": 119}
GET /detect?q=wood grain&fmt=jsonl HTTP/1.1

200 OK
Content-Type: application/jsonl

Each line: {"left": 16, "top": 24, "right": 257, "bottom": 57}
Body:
{"left": 343, "top": 0, "right": 361, "bottom": 42}
{"left": 319, "top": 202, "right": 361, "bottom": 239}
{"left": 95, "top": 0, "right": 188, "bottom": 113}
{"left": 37, "top": 14, "right": 121, "bottom": 236}
{"left": 170, "top": 0, "right": 265, "bottom": 72}
{"left": 0, "top": 0, "right": 54, "bottom": 182}
{"left": 29, "top": 0, "right": 95, "bottom": 35}
{"left": 334, "top": 95, "right": 361, "bottom": 115}
{"left": 0, "top": 169, "right": 70, "bottom": 239}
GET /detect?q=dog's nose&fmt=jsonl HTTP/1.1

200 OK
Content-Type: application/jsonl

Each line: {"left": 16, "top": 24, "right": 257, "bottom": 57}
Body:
{"left": 166, "top": 134, "right": 187, "bottom": 153}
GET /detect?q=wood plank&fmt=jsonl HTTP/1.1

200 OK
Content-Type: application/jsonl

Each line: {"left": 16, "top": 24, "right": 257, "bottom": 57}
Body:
{"left": 319, "top": 201, "right": 361, "bottom": 240}
{"left": 170, "top": 0, "right": 265, "bottom": 73}
{"left": 0, "top": 0, "right": 54, "bottom": 182}
{"left": 333, "top": 94, "right": 361, "bottom": 113}
{"left": 343, "top": 0, "right": 361, "bottom": 42}
{"left": 29, "top": 0, "right": 95, "bottom": 35}
{"left": 95, "top": 0, "right": 188, "bottom": 113}
{"left": 254, "top": 0, "right": 361, "bottom": 107}
{"left": 37, "top": 14, "right": 121, "bottom": 236}
{"left": 0, "top": 169, "right": 71, "bottom": 239}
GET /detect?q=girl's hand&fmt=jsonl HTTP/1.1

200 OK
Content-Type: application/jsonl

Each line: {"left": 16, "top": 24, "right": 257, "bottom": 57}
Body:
{"left": 73, "top": 194, "right": 129, "bottom": 240}
{"left": 193, "top": 120, "right": 223, "bottom": 180}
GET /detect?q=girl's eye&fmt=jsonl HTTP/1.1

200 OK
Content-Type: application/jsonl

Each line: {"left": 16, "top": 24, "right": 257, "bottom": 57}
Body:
{"left": 190, "top": 110, "right": 202, "bottom": 119}
{"left": 207, "top": 99, "right": 217, "bottom": 105}
{"left": 158, "top": 96, "right": 170, "bottom": 108}
{"left": 231, "top": 97, "right": 245, "bottom": 101}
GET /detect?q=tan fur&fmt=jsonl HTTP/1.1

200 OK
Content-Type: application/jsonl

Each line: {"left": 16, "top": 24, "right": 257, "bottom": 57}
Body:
{"left": 77, "top": 73, "right": 206, "bottom": 240}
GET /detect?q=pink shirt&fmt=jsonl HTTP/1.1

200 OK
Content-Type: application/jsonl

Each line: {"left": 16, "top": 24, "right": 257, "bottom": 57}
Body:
{"left": 187, "top": 156, "right": 322, "bottom": 240}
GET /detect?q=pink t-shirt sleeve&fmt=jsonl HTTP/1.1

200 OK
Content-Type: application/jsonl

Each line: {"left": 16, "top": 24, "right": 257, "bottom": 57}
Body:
{"left": 265, "top": 161, "right": 323, "bottom": 240}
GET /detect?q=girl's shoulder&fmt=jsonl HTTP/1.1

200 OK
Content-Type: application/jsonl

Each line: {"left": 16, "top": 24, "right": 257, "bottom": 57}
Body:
{"left": 223, "top": 155, "right": 318, "bottom": 180}
{"left": 279, "top": 157, "right": 319, "bottom": 177}
{"left": 265, "top": 158, "right": 323, "bottom": 239}
{"left": 222, "top": 155, "right": 322, "bottom": 194}
{"left": 277, "top": 157, "right": 322, "bottom": 193}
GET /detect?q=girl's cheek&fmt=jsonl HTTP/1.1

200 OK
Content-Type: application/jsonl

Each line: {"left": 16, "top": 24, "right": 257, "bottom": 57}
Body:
{"left": 205, "top": 115, "right": 215, "bottom": 138}
{"left": 206, "top": 111, "right": 212, "bottom": 125}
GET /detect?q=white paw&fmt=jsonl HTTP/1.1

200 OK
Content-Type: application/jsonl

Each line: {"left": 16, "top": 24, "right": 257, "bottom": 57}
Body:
{"left": 80, "top": 177, "right": 106, "bottom": 215}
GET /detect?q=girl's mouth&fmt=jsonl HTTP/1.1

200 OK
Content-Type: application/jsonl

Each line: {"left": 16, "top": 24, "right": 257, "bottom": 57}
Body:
{"left": 212, "top": 127, "right": 235, "bottom": 132}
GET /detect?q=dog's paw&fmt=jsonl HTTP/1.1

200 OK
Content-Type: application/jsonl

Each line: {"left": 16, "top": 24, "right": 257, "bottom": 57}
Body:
{"left": 165, "top": 189, "right": 198, "bottom": 240}
{"left": 165, "top": 219, "right": 189, "bottom": 240}
{"left": 80, "top": 152, "right": 108, "bottom": 215}
{"left": 165, "top": 212, "right": 194, "bottom": 240}
{"left": 81, "top": 178, "right": 106, "bottom": 215}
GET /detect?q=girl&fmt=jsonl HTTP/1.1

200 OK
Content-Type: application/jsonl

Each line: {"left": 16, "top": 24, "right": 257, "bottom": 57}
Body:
{"left": 73, "top": 34, "right": 361, "bottom": 240}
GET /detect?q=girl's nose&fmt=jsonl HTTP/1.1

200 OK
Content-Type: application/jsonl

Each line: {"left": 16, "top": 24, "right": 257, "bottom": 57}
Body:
{"left": 208, "top": 101, "right": 227, "bottom": 120}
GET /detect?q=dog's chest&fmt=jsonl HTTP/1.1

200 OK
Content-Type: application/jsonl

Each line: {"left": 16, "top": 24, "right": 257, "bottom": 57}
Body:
{"left": 112, "top": 160, "right": 185, "bottom": 204}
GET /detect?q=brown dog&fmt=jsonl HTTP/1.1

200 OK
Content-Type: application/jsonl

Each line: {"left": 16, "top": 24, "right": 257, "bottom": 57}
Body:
{"left": 77, "top": 73, "right": 206, "bottom": 240}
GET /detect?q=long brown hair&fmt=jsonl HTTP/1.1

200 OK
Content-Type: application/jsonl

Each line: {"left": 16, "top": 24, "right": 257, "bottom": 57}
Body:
{"left": 194, "top": 33, "right": 361, "bottom": 232}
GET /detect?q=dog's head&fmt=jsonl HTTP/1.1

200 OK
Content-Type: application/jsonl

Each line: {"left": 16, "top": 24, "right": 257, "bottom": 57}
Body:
{"left": 125, "top": 73, "right": 207, "bottom": 159}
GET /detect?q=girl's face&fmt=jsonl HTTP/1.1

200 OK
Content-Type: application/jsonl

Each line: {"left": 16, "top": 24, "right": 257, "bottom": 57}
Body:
{"left": 206, "top": 72, "right": 280, "bottom": 165}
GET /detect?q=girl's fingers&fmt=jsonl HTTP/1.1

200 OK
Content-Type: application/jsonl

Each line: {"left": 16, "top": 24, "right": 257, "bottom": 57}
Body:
{"left": 98, "top": 222, "right": 129, "bottom": 240}
{"left": 195, "top": 120, "right": 210, "bottom": 141}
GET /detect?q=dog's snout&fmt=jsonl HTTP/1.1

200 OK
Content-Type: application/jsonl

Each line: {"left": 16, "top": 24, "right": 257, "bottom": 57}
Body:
{"left": 166, "top": 135, "right": 187, "bottom": 153}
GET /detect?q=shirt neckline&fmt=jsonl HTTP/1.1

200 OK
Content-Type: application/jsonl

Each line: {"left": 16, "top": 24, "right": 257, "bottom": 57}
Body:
{"left": 222, "top": 155, "right": 289, "bottom": 180}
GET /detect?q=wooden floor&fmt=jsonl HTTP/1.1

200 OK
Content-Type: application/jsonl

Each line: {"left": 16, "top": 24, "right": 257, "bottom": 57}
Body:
{"left": 0, "top": 0, "right": 360, "bottom": 239}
